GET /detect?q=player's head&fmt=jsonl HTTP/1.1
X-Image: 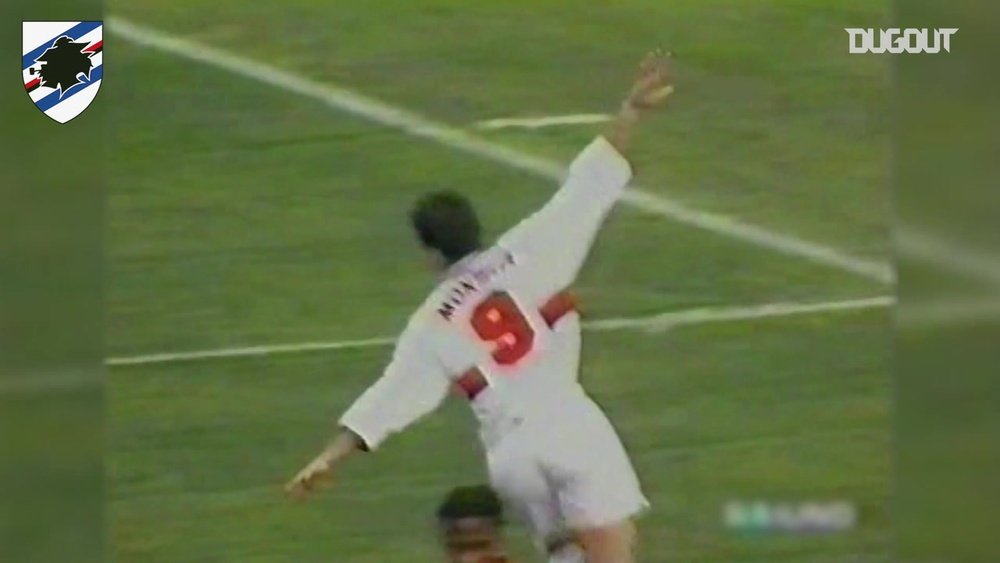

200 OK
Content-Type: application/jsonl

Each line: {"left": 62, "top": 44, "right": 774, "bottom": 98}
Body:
{"left": 437, "top": 485, "right": 507, "bottom": 563}
{"left": 410, "top": 191, "right": 482, "bottom": 269}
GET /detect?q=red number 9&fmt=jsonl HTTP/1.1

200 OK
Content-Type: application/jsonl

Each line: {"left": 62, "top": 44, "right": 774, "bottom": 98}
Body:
{"left": 470, "top": 291, "right": 535, "bottom": 365}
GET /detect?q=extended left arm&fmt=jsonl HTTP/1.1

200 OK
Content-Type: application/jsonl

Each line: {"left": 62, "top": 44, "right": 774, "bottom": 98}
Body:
{"left": 285, "top": 429, "right": 365, "bottom": 499}
{"left": 285, "top": 331, "right": 450, "bottom": 500}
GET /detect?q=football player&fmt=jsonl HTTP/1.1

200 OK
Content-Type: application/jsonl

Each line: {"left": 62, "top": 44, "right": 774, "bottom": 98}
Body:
{"left": 287, "top": 50, "right": 674, "bottom": 563}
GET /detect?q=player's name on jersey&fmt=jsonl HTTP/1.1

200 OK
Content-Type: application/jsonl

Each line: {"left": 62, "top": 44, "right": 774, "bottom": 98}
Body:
{"left": 437, "top": 251, "right": 515, "bottom": 320}
{"left": 722, "top": 500, "right": 857, "bottom": 534}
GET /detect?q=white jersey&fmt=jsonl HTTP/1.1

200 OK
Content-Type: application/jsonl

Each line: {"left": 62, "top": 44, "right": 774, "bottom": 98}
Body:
{"left": 340, "top": 136, "right": 632, "bottom": 451}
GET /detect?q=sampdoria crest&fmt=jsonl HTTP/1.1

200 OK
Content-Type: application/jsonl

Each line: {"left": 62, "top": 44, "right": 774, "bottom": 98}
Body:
{"left": 23, "top": 21, "right": 103, "bottom": 123}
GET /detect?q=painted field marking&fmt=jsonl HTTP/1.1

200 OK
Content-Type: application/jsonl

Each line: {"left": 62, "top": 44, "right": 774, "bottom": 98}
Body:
{"left": 475, "top": 113, "right": 612, "bottom": 130}
{"left": 107, "top": 17, "right": 892, "bottom": 284}
{"left": 896, "top": 225, "right": 1000, "bottom": 288}
{"left": 105, "top": 296, "right": 892, "bottom": 367}
{"left": 587, "top": 295, "right": 893, "bottom": 332}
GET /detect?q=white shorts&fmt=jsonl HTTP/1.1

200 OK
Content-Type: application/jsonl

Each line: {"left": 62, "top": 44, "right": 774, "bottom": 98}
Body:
{"left": 485, "top": 394, "right": 649, "bottom": 547}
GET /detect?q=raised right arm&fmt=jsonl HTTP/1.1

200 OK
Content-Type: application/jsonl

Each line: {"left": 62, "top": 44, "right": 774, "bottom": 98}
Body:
{"left": 498, "top": 51, "right": 674, "bottom": 292}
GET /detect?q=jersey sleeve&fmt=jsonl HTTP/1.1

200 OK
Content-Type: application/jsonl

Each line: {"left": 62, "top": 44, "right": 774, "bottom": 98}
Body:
{"left": 498, "top": 136, "right": 633, "bottom": 292}
{"left": 338, "top": 327, "right": 450, "bottom": 451}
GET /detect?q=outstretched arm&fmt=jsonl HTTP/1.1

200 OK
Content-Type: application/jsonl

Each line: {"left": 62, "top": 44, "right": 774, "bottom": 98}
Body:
{"left": 285, "top": 429, "right": 365, "bottom": 499}
{"left": 497, "top": 50, "right": 675, "bottom": 295}
{"left": 603, "top": 49, "right": 674, "bottom": 155}
{"left": 284, "top": 331, "right": 449, "bottom": 500}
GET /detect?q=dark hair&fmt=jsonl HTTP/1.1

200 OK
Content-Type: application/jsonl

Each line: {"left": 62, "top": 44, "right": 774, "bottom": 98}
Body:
{"left": 436, "top": 485, "right": 503, "bottom": 524}
{"left": 410, "top": 191, "right": 482, "bottom": 264}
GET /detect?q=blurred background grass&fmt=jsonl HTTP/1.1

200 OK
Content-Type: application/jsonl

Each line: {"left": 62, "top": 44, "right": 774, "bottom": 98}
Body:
{"left": 894, "top": 1, "right": 1000, "bottom": 562}
{"left": 2, "top": 2, "right": 104, "bottom": 563}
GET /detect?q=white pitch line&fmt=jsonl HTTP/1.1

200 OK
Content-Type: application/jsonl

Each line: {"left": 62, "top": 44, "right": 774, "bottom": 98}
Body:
{"left": 105, "top": 296, "right": 892, "bottom": 367}
{"left": 586, "top": 295, "right": 894, "bottom": 332}
{"left": 476, "top": 113, "right": 612, "bottom": 130}
{"left": 105, "top": 336, "right": 397, "bottom": 367}
{"left": 106, "top": 17, "right": 891, "bottom": 285}
{"left": 896, "top": 225, "right": 1000, "bottom": 288}
{"left": 895, "top": 296, "right": 1000, "bottom": 328}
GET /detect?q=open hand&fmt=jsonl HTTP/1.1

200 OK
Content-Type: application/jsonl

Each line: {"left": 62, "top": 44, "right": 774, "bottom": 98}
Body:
{"left": 285, "top": 452, "right": 336, "bottom": 500}
{"left": 626, "top": 49, "right": 674, "bottom": 110}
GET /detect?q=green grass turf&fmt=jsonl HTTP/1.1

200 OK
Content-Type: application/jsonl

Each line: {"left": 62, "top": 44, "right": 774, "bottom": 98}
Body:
{"left": 107, "top": 1, "right": 890, "bottom": 561}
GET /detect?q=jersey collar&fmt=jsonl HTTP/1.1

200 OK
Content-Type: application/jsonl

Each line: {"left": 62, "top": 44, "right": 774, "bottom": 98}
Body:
{"left": 444, "top": 251, "right": 481, "bottom": 280}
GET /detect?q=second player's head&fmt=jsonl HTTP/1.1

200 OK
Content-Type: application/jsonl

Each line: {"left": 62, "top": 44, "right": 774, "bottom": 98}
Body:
{"left": 410, "top": 191, "right": 482, "bottom": 270}
{"left": 437, "top": 484, "right": 508, "bottom": 563}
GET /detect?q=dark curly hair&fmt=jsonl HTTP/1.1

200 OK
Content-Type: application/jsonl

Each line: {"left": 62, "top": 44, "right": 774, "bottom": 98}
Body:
{"left": 436, "top": 484, "right": 503, "bottom": 525}
{"left": 410, "top": 191, "right": 482, "bottom": 264}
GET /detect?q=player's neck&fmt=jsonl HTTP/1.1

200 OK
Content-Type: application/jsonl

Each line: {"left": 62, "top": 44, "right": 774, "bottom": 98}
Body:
{"left": 442, "top": 250, "right": 481, "bottom": 278}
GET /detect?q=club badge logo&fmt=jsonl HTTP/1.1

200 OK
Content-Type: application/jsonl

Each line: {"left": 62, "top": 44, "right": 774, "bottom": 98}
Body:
{"left": 23, "top": 21, "right": 103, "bottom": 123}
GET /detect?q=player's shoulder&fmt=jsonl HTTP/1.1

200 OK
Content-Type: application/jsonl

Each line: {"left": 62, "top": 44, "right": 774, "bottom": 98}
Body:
{"left": 390, "top": 285, "right": 467, "bottom": 369}
{"left": 399, "top": 278, "right": 461, "bottom": 342}
{"left": 399, "top": 296, "right": 439, "bottom": 337}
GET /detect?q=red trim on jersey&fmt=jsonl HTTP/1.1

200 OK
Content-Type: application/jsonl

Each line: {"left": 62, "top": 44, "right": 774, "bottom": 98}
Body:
{"left": 456, "top": 289, "right": 578, "bottom": 401}
{"left": 455, "top": 367, "right": 489, "bottom": 400}
{"left": 539, "top": 290, "right": 578, "bottom": 327}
